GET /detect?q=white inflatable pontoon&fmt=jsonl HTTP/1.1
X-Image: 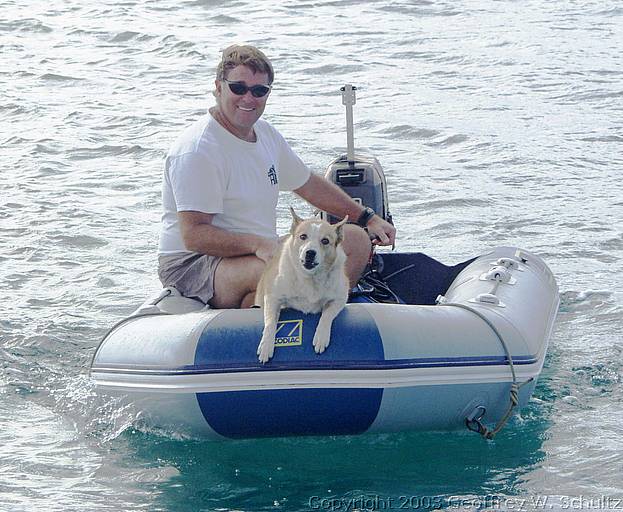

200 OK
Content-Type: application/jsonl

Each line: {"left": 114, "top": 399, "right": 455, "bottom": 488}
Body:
{"left": 91, "top": 246, "right": 559, "bottom": 440}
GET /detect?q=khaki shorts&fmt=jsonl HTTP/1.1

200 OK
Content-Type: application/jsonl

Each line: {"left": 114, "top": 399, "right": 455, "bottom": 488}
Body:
{"left": 158, "top": 252, "right": 222, "bottom": 304}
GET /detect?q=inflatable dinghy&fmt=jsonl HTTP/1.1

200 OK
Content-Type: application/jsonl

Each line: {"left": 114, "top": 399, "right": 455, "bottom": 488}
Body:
{"left": 92, "top": 86, "right": 559, "bottom": 439}
{"left": 91, "top": 246, "right": 558, "bottom": 440}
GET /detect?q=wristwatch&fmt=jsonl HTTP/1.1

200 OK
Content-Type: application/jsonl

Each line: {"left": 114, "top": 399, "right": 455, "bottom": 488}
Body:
{"left": 356, "top": 206, "right": 375, "bottom": 227}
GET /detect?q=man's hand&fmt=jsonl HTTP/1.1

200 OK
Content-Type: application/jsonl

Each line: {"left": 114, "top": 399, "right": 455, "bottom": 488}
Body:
{"left": 367, "top": 215, "right": 396, "bottom": 247}
{"left": 295, "top": 174, "right": 398, "bottom": 248}
{"left": 254, "top": 237, "right": 279, "bottom": 263}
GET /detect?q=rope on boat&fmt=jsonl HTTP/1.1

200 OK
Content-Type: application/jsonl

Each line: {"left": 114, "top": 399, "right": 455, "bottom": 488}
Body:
{"left": 438, "top": 300, "right": 534, "bottom": 440}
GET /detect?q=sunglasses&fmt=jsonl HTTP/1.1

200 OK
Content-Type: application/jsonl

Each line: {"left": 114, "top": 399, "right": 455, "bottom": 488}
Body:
{"left": 222, "top": 79, "right": 271, "bottom": 98}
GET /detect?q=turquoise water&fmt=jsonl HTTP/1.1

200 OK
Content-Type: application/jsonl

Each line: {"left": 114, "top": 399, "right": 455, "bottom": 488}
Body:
{"left": 1, "top": 0, "right": 622, "bottom": 510}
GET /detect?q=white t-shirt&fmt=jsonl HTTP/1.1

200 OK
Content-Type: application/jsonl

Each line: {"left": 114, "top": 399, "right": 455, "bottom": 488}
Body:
{"left": 158, "top": 114, "right": 311, "bottom": 255}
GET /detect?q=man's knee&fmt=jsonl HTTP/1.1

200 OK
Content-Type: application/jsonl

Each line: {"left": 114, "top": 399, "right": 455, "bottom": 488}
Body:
{"left": 244, "top": 257, "right": 267, "bottom": 288}
{"left": 340, "top": 225, "right": 372, "bottom": 288}
{"left": 342, "top": 224, "right": 372, "bottom": 256}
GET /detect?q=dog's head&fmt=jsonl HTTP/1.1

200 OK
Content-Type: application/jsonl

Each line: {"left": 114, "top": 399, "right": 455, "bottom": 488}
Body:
{"left": 288, "top": 207, "right": 348, "bottom": 275}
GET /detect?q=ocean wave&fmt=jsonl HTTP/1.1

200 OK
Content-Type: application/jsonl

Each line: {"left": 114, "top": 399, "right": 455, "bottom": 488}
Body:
{"left": 0, "top": 18, "right": 52, "bottom": 33}
{"left": 426, "top": 134, "right": 469, "bottom": 147}
{"left": 38, "top": 73, "right": 85, "bottom": 83}
{"left": 559, "top": 290, "right": 614, "bottom": 312}
{"left": 599, "top": 234, "right": 623, "bottom": 251}
{"left": 418, "top": 197, "right": 489, "bottom": 210}
{"left": 108, "top": 31, "right": 156, "bottom": 43}
{"left": 209, "top": 14, "right": 242, "bottom": 24}
{"left": 375, "top": 124, "right": 440, "bottom": 140}
{"left": 378, "top": 3, "right": 460, "bottom": 17}
{"left": 67, "top": 144, "right": 155, "bottom": 160}
{"left": 46, "top": 234, "right": 109, "bottom": 249}
{"left": 571, "top": 363, "right": 621, "bottom": 391}
{"left": 579, "top": 134, "right": 623, "bottom": 143}
{"left": 298, "top": 63, "right": 364, "bottom": 75}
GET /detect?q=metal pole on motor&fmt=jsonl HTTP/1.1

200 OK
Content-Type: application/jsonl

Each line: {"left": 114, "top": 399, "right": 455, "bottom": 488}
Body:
{"left": 341, "top": 84, "right": 357, "bottom": 168}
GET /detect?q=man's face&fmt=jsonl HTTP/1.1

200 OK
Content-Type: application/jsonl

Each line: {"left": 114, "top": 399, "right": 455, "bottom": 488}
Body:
{"left": 215, "top": 65, "right": 271, "bottom": 136}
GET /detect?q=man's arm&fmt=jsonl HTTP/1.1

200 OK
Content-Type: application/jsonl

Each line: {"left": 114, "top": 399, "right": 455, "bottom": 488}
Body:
{"left": 178, "top": 211, "right": 277, "bottom": 262}
{"left": 294, "top": 173, "right": 396, "bottom": 246}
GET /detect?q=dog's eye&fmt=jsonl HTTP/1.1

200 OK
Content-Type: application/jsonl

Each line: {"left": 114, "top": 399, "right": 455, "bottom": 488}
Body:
{"left": 321, "top": 238, "right": 330, "bottom": 245}
{"left": 299, "top": 234, "right": 308, "bottom": 240}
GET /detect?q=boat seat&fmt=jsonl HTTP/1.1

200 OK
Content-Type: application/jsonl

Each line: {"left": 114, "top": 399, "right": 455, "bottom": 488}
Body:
{"left": 132, "top": 287, "right": 208, "bottom": 316}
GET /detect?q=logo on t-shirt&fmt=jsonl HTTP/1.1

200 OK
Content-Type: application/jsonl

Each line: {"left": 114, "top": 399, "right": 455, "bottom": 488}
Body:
{"left": 267, "top": 165, "right": 278, "bottom": 185}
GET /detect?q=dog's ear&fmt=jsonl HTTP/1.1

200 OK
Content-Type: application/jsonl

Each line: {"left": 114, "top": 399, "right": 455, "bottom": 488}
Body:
{"left": 333, "top": 215, "right": 349, "bottom": 244}
{"left": 289, "top": 206, "right": 303, "bottom": 234}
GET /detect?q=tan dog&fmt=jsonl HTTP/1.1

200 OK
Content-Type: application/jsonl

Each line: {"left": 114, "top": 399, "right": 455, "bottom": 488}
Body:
{"left": 256, "top": 208, "right": 350, "bottom": 363}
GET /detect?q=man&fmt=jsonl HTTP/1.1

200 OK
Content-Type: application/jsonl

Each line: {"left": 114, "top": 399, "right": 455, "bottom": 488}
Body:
{"left": 158, "top": 44, "right": 396, "bottom": 308}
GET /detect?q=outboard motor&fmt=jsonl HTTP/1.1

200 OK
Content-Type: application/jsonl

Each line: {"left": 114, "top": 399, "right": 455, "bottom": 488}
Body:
{"left": 321, "top": 85, "right": 392, "bottom": 226}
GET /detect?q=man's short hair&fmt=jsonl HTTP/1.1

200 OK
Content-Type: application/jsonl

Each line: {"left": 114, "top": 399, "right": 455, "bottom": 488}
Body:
{"left": 216, "top": 44, "right": 274, "bottom": 84}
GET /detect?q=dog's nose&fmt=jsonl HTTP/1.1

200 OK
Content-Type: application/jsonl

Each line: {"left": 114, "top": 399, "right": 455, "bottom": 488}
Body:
{"left": 305, "top": 249, "right": 316, "bottom": 261}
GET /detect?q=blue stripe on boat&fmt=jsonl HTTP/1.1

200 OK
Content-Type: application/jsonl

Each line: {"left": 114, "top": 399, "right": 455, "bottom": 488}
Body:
{"left": 89, "top": 353, "right": 537, "bottom": 375}
{"left": 195, "top": 307, "right": 385, "bottom": 438}
{"left": 93, "top": 356, "right": 538, "bottom": 375}
{"left": 194, "top": 307, "right": 385, "bottom": 366}
{"left": 197, "top": 388, "right": 383, "bottom": 438}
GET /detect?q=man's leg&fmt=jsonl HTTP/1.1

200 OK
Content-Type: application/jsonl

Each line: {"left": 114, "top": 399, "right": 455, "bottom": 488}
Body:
{"left": 209, "top": 255, "right": 265, "bottom": 309}
{"left": 341, "top": 224, "right": 372, "bottom": 288}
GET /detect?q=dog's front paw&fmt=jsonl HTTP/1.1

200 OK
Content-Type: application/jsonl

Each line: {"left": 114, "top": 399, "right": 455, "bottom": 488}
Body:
{"left": 257, "top": 336, "right": 275, "bottom": 364}
{"left": 312, "top": 329, "right": 331, "bottom": 354}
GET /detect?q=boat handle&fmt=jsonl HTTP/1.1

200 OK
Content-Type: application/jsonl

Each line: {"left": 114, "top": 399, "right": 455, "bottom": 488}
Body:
{"left": 465, "top": 406, "right": 488, "bottom": 435}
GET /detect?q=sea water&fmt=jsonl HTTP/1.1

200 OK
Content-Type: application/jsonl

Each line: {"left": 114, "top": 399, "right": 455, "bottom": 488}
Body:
{"left": 1, "top": 0, "right": 622, "bottom": 510}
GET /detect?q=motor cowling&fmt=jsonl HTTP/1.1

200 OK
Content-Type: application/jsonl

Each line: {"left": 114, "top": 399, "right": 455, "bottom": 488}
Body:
{"left": 321, "top": 153, "right": 392, "bottom": 225}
